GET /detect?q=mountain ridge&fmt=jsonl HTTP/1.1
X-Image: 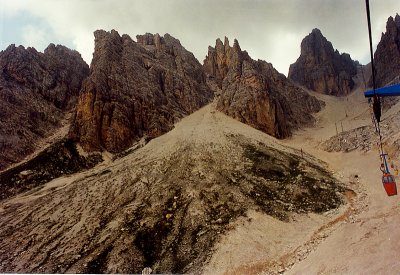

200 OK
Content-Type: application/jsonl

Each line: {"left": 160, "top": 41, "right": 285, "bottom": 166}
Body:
{"left": 0, "top": 43, "right": 89, "bottom": 170}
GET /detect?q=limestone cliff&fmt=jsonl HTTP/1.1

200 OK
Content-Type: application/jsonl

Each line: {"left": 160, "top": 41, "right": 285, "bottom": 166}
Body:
{"left": 70, "top": 30, "right": 213, "bottom": 152}
{"left": 204, "top": 37, "right": 323, "bottom": 139}
{"left": 372, "top": 14, "right": 400, "bottom": 86}
{"left": 0, "top": 44, "right": 89, "bottom": 170}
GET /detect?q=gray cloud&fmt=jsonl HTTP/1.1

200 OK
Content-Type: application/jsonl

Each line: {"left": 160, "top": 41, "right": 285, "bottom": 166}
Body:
{"left": 1, "top": 0, "right": 399, "bottom": 75}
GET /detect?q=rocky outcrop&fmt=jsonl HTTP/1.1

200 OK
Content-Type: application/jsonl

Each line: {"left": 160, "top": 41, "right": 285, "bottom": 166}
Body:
{"left": 372, "top": 14, "right": 400, "bottom": 87}
{"left": 288, "top": 29, "right": 358, "bottom": 96}
{"left": 204, "top": 37, "right": 323, "bottom": 139}
{"left": 70, "top": 30, "right": 213, "bottom": 152}
{"left": 0, "top": 44, "right": 89, "bottom": 170}
{"left": 1, "top": 44, "right": 89, "bottom": 109}
{"left": 0, "top": 138, "right": 102, "bottom": 200}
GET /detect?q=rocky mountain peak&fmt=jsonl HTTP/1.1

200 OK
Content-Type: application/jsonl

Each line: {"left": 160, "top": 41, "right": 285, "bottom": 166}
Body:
{"left": 136, "top": 32, "right": 187, "bottom": 55}
{"left": 387, "top": 13, "right": 400, "bottom": 29}
{"left": 288, "top": 29, "right": 357, "bottom": 96}
{"left": 300, "top": 28, "right": 333, "bottom": 57}
{"left": 204, "top": 37, "right": 323, "bottom": 139}
{"left": 371, "top": 14, "right": 400, "bottom": 87}
{"left": 312, "top": 28, "right": 322, "bottom": 34}
{"left": 70, "top": 29, "right": 212, "bottom": 153}
{"left": 0, "top": 43, "right": 89, "bottom": 170}
{"left": 203, "top": 37, "right": 245, "bottom": 89}
{"left": 94, "top": 29, "right": 120, "bottom": 40}
{"left": 224, "top": 36, "right": 229, "bottom": 47}
{"left": 1, "top": 42, "right": 88, "bottom": 105}
{"left": 44, "top": 43, "right": 81, "bottom": 58}
{"left": 232, "top": 38, "right": 242, "bottom": 54}
{"left": 136, "top": 32, "right": 164, "bottom": 51}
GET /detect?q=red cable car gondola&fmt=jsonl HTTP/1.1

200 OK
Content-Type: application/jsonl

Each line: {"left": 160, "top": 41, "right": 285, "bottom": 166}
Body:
{"left": 382, "top": 173, "right": 397, "bottom": 196}
{"left": 380, "top": 154, "right": 397, "bottom": 196}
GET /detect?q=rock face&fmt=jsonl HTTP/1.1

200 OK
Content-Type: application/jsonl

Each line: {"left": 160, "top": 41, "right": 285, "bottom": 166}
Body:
{"left": 0, "top": 44, "right": 89, "bottom": 170}
{"left": 288, "top": 28, "right": 358, "bottom": 96}
{"left": 372, "top": 14, "right": 400, "bottom": 87}
{"left": 204, "top": 37, "right": 323, "bottom": 139}
{"left": 70, "top": 30, "right": 213, "bottom": 152}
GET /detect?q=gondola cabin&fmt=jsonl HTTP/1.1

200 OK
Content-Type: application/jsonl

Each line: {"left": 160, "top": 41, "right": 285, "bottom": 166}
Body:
{"left": 382, "top": 173, "right": 397, "bottom": 196}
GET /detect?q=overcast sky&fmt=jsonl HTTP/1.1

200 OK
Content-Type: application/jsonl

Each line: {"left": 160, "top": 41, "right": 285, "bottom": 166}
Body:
{"left": 1, "top": 0, "right": 399, "bottom": 75}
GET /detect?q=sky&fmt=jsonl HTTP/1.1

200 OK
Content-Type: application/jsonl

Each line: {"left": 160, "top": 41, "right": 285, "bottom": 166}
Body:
{"left": 0, "top": 0, "right": 399, "bottom": 76}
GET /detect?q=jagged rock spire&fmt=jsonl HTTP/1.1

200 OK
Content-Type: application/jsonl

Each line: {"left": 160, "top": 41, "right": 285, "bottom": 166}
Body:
{"left": 288, "top": 28, "right": 358, "bottom": 96}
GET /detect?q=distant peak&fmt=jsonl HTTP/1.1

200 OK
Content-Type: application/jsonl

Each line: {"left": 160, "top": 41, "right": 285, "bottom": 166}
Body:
{"left": 94, "top": 29, "right": 121, "bottom": 41}
{"left": 210, "top": 37, "right": 241, "bottom": 53}
{"left": 44, "top": 43, "right": 68, "bottom": 51}
{"left": 136, "top": 33, "right": 160, "bottom": 46}
{"left": 4, "top": 44, "right": 18, "bottom": 51}
{"left": 300, "top": 28, "right": 328, "bottom": 46}
{"left": 395, "top": 13, "right": 400, "bottom": 26}
{"left": 136, "top": 32, "right": 182, "bottom": 48}
{"left": 232, "top": 38, "right": 241, "bottom": 52}
{"left": 289, "top": 27, "right": 357, "bottom": 96}
{"left": 224, "top": 36, "right": 229, "bottom": 47}
{"left": 216, "top": 38, "right": 223, "bottom": 47}
{"left": 2, "top": 44, "right": 39, "bottom": 55}
{"left": 385, "top": 14, "right": 400, "bottom": 31}
{"left": 311, "top": 28, "right": 322, "bottom": 35}
{"left": 373, "top": 14, "right": 400, "bottom": 87}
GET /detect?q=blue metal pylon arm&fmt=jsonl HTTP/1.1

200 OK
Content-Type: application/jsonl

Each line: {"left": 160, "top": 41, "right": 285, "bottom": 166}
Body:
{"left": 364, "top": 83, "right": 400, "bottom": 98}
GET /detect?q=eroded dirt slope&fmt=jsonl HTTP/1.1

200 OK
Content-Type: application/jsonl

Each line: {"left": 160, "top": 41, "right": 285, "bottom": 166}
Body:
{"left": 0, "top": 102, "right": 346, "bottom": 274}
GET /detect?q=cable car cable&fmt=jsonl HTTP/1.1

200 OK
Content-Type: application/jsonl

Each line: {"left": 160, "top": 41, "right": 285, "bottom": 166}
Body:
{"left": 365, "top": 0, "right": 385, "bottom": 164}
